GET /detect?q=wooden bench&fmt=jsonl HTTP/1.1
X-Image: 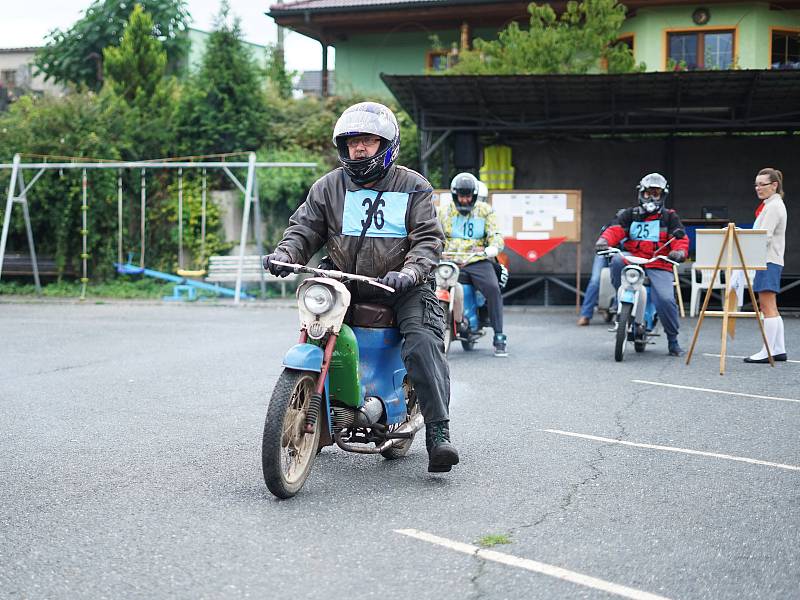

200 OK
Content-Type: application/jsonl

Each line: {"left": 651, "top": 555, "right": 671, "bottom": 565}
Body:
{"left": 205, "top": 255, "right": 299, "bottom": 298}
{"left": 0, "top": 254, "right": 76, "bottom": 277}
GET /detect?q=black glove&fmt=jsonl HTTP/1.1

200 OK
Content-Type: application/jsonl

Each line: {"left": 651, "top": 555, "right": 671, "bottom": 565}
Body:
{"left": 378, "top": 270, "right": 415, "bottom": 293}
{"left": 317, "top": 255, "right": 336, "bottom": 270}
{"left": 262, "top": 250, "right": 293, "bottom": 277}
{"left": 595, "top": 238, "right": 609, "bottom": 253}
{"left": 667, "top": 250, "right": 686, "bottom": 263}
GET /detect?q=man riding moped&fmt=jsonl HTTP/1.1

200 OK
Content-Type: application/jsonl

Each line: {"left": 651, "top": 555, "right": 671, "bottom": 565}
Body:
{"left": 263, "top": 101, "right": 459, "bottom": 473}
{"left": 595, "top": 173, "right": 688, "bottom": 356}
{"left": 438, "top": 172, "right": 508, "bottom": 357}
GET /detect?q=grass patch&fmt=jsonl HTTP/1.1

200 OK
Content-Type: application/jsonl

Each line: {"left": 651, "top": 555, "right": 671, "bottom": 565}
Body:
{"left": 477, "top": 534, "right": 512, "bottom": 547}
{"left": 1, "top": 277, "right": 176, "bottom": 299}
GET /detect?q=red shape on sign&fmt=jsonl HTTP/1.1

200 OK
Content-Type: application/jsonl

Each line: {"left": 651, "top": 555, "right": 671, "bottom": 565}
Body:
{"left": 504, "top": 237, "right": 566, "bottom": 263}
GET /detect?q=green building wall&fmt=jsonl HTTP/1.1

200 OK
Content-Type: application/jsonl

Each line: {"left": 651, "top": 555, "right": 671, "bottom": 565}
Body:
{"left": 334, "top": 27, "right": 498, "bottom": 98}
{"left": 332, "top": 3, "right": 800, "bottom": 96}
{"left": 620, "top": 3, "right": 800, "bottom": 70}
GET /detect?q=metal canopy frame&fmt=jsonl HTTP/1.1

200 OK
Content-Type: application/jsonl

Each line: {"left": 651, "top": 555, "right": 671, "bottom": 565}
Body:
{"left": 0, "top": 152, "right": 317, "bottom": 303}
{"left": 383, "top": 70, "right": 800, "bottom": 175}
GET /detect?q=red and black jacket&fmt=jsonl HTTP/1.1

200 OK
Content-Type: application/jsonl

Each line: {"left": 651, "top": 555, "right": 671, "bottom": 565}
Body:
{"left": 600, "top": 207, "right": 689, "bottom": 272}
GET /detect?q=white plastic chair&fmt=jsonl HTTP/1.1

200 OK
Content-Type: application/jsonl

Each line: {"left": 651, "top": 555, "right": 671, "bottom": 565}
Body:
{"left": 689, "top": 264, "right": 724, "bottom": 317}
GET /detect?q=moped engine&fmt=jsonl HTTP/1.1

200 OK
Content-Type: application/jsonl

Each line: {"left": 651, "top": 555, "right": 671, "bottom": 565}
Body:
{"left": 331, "top": 396, "right": 384, "bottom": 428}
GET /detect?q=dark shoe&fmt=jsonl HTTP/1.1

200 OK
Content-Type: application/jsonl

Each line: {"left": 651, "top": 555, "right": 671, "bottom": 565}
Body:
{"left": 426, "top": 421, "right": 460, "bottom": 473}
{"left": 577, "top": 316, "right": 590, "bottom": 326}
{"left": 744, "top": 353, "right": 786, "bottom": 363}
{"left": 668, "top": 342, "right": 685, "bottom": 357}
{"left": 493, "top": 333, "right": 508, "bottom": 357}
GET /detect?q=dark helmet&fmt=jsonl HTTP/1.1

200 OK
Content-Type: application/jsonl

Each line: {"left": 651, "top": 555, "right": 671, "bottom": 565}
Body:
{"left": 637, "top": 172, "right": 669, "bottom": 214}
{"left": 332, "top": 102, "right": 400, "bottom": 185}
{"left": 450, "top": 172, "right": 479, "bottom": 215}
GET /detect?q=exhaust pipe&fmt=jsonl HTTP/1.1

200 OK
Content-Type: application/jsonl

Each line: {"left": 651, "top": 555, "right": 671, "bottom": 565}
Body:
{"left": 333, "top": 411, "right": 425, "bottom": 454}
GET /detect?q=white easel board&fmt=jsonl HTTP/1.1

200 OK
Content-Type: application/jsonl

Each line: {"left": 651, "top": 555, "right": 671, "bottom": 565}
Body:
{"left": 694, "top": 229, "right": 768, "bottom": 270}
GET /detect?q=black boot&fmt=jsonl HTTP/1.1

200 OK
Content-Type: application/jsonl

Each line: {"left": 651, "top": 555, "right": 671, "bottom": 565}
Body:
{"left": 426, "top": 420, "right": 460, "bottom": 473}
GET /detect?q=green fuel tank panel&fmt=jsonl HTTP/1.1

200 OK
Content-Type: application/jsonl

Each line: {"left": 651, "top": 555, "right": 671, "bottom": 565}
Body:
{"left": 328, "top": 324, "right": 363, "bottom": 408}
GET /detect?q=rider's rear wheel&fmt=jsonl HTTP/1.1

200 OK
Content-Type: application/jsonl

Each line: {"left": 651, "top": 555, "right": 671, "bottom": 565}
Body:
{"left": 461, "top": 339, "right": 476, "bottom": 351}
{"left": 615, "top": 303, "right": 632, "bottom": 362}
{"left": 381, "top": 384, "right": 419, "bottom": 459}
{"left": 262, "top": 369, "right": 321, "bottom": 499}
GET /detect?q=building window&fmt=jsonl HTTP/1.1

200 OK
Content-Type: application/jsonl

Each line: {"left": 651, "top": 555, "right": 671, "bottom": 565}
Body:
{"left": 771, "top": 30, "right": 800, "bottom": 69}
{"left": 668, "top": 30, "right": 734, "bottom": 70}
{"left": 426, "top": 51, "right": 449, "bottom": 72}
{"left": 1, "top": 70, "right": 16, "bottom": 87}
{"left": 618, "top": 34, "right": 634, "bottom": 53}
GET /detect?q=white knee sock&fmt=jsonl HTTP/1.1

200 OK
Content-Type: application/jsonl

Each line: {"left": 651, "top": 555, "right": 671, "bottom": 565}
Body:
{"left": 749, "top": 316, "right": 780, "bottom": 360}
{"left": 773, "top": 316, "right": 786, "bottom": 355}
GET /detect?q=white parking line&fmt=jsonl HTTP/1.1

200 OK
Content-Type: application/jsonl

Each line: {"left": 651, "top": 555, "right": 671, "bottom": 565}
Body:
{"left": 702, "top": 352, "right": 800, "bottom": 364}
{"left": 543, "top": 429, "right": 800, "bottom": 472}
{"left": 394, "top": 528, "right": 671, "bottom": 600}
{"left": 631, "top": 379, "right": 800, "bottom": 404}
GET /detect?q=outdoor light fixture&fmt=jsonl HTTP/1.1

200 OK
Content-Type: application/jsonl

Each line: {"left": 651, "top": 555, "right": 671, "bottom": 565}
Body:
{"left": 692, "top": 8, "right": 710, "bottom": 25}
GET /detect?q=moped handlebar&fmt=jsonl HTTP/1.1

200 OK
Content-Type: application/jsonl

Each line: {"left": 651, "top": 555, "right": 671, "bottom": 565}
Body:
{"left": 596, "top": 247, "right": 678, "bottom": 267}
{"left": 270, "top": 260, "right": 396, "bottom": 293}
{"left": 441, "top": 251, "right": 487, "bottom": 266}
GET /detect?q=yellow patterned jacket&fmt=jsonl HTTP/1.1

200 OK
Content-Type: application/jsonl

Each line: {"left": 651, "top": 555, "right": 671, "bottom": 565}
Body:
{"left": 437, "top": 199, "right": 504, "bottom": 264}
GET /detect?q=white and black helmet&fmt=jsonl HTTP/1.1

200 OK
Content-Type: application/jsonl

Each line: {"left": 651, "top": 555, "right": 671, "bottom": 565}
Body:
{"left": 450, "top": 172, "right": 479, "bottom": 215}
{"left": 333, "top": 102, "right": 400, "bottom": 185}
{"left": 476, "top": 180, "right": 489, "bottom": 204}
{"left": 637, "top": 172, "right": 669, "bottom": 214}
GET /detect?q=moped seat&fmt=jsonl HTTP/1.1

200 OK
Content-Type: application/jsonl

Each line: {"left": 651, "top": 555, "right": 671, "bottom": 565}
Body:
{"left": 349, "top": 303, "right": 396, "bottom": 328}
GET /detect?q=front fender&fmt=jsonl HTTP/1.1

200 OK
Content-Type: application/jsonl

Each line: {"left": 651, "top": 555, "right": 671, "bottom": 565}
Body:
{"left": 283, "top": 343, "right": 324, "bottom": 372}
{"left": 281, "top": 343, "right": 331, "bottom": 439}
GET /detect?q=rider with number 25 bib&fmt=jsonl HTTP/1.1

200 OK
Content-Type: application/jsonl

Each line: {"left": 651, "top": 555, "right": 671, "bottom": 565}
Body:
{"left": 262, "top": 102, "right": 459, "bottom": 473}
{"left": 595, "top": 172, "right": 689, "bottom": 357}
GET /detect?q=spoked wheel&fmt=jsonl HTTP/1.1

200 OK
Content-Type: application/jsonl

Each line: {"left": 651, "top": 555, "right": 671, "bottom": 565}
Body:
{"left": 262, "top": 369, "right": 321, "bottom": 499}
{"left": 381, "top": 383, "right": 420, "bottom": 460}
{"left": 614, "top": 303, "right": 632, "bottom": 362}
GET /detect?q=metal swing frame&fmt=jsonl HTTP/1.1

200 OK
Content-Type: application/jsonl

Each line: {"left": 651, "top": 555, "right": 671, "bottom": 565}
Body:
{"left": 0, "top": 152, "right": 316, "bottom": 303}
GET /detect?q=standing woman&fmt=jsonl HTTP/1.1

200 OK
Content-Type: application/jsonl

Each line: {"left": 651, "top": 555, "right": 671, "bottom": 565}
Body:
{"left": 745, "top": 168, "right": 788, "bottom": 363}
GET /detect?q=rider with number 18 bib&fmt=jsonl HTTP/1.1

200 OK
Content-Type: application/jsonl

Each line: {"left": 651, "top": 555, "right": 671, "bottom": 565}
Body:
{"left": 438, "top": 172, "right": 508, "bottom": 357}
{"left": 595, "top": 172, "right": 689, "bottom": 357}
{"left": 262, "top": 102, "right": 459, "bottom": 473}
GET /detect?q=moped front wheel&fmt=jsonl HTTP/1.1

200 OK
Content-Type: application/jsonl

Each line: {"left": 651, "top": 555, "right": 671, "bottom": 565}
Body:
{"left": 614, "top": 303, "right": 632, "bottom": 362}
{"left": 262, "top": 368, "right": 321, "bottom": 499}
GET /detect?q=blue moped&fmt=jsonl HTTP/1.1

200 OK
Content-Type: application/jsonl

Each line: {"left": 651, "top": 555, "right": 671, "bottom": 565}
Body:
{"left": 261, "top": 261, "right": 424, "bottom": 499}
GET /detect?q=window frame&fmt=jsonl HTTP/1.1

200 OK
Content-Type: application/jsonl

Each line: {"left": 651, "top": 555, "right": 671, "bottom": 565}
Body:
{"left": 769, "top": 27, "right": 800, "bottom": 69}
{"left": 426, "top": 50, "right": 450, "bottom": 72}
{"left": 663, "top": 26, "right": 738, "bottom": 71}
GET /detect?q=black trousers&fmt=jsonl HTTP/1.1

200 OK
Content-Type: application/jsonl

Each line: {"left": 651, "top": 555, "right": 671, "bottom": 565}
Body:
{"left": 461, "top": 260, "right": 504, "bottom": 334}
{"left": 366, "top": 283, "right": 450, "bottom": 424}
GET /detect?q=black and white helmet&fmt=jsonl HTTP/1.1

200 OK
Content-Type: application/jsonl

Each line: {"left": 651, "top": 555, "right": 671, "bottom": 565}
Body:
{"left": 637, "top": 172, "right": 669, "bottom": 214}
{"left": 450, "top": 172, "right": 479, "bottom": 215}
{"left": 333, "top": 102, "right": 400, "bottom": 185}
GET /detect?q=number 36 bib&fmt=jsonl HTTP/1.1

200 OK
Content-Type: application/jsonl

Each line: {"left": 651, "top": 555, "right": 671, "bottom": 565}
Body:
{"left": 342, "top": 190, "right": 409, "bottom": 238}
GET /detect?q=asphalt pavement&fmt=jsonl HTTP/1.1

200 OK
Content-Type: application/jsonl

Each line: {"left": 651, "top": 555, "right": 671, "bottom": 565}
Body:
{"left": 1, "top": 299, "right": 798, "bottom": 599}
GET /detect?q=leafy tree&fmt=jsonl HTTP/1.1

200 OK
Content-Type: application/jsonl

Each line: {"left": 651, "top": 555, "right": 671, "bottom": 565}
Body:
{"left": 35, "top": 0, "right": 189, "bottom": 90}
{"left": 265, "top": 44, "right": 295, "bottom": 100}
{"left": 175, "top": 1, "right": 266, "bottom": 157}
{"left": 446, "top": 0, "right": 644, "bottom": 75}
{"left": 103, "top": 5, "right": 168, "bottom": 104}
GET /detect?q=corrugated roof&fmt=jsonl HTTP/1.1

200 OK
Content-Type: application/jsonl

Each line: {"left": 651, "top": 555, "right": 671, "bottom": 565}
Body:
{"left": 381, "top": 70, "right": 800, "bottom": 135}
{"left": 271, "top": 0, "right": 451, "bottom": 11}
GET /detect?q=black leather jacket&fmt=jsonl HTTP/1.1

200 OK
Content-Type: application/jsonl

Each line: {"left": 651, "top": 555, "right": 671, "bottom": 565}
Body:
{"left": 276, "top": 164, "right": 444, "bottom": 296}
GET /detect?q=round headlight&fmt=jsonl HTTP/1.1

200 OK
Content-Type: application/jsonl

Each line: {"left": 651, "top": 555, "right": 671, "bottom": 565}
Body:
{"left": 624, "top": 268, "right": 642, "bottom": 285}
{"left": 303, "top": 284, "right": 334, "bottom": 315}
{"left": 438, "top": 264, "right": 454, "bottom": 279}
